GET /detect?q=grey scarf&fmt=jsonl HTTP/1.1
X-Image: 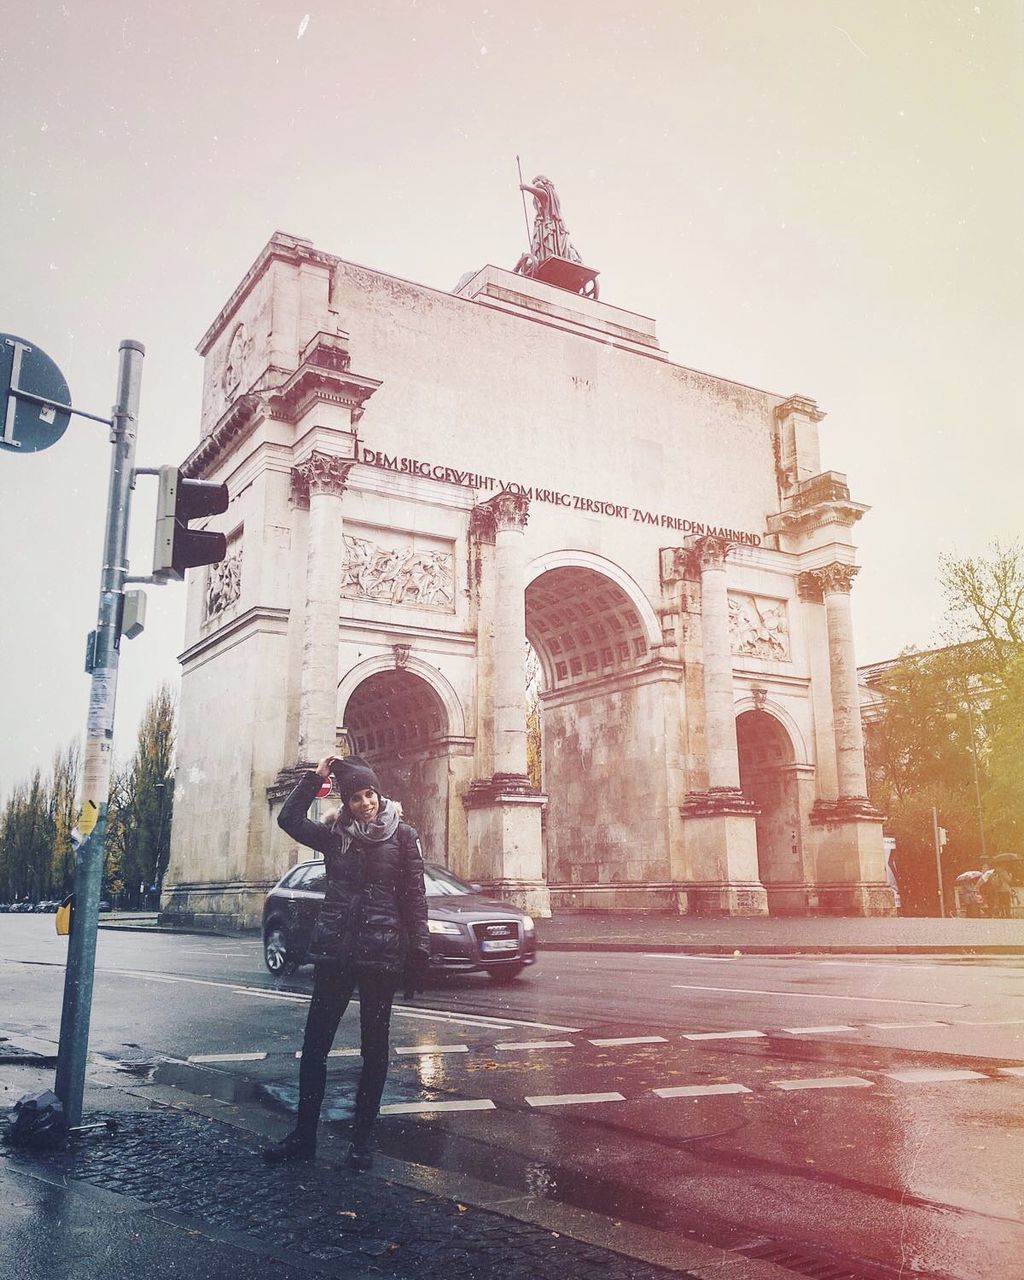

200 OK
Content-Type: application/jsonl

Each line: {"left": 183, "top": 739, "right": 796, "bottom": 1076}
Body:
{"left": 331, "top": 796, "right": 401, "bottom": 857}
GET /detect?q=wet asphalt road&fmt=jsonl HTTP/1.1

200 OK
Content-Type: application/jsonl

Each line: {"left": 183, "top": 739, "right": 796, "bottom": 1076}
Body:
{"left": 3, "top": 915, "right": 1024, "bottom": 1278}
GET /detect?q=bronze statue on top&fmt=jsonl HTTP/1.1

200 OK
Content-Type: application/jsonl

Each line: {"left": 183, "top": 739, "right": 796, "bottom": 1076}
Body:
{"left": 513, "top": 173, "right": 599, "bottom": 300}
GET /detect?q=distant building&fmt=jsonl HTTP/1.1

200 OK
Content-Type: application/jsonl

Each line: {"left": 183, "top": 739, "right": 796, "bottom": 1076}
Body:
{"left": 163, "top": 229, "right": 895, "bottom": 927}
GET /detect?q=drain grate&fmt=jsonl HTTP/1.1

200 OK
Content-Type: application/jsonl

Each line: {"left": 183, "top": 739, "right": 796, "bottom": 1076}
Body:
{"left": 738, "top": 1239, "right": 932, "bottom": 1280}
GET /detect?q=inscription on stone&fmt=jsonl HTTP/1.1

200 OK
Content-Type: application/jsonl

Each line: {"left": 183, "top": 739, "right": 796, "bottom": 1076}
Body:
{"left": 728, "top": 593, "right": 790, "bottom": 660}
{"left": 342, "top": 532, "right": 455, "bottom": 610}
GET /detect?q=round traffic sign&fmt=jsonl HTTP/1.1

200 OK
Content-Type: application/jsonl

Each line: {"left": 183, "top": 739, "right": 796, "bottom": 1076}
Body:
{"left": 316, "top": 777, "right": 333, "bottom": 800}
{"left": 1, "top": 333, "right": 72, "bottom": 453}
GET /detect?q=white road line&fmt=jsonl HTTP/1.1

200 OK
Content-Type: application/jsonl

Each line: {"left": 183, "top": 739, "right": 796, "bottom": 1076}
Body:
{"left": 294, "top": 1048, "right": 361, "bottom": 1058}
{"left": 771, "top": 1076, "right": 874, "bottom": 1091}
{"left": 883, "top": 1068, "right": 989, "bottom": 1084}
{"left": 671, "top": 983, "right": 963, "bottom": 1007}
{"left": 232, "top": 989, "right": 308, "bottom": 1001}
{"left": 379, "top": 1099, "right": 495, "bottom": 1115}
{"left": 187, "top": 1052, "right": 267, "bottom": 1063}
{"left": 953, "top": 1019, "right": 1024, "bottom": 1027}
{"left": 653, "top": 1083, "right": 751, "bottom": 1098}
{"left": 780, "top": 1025, "right": 856, "bottom": 1035}
{"left": 998, "top": 1067, "right": 1024, "bottom": 1076}
{"left": 683, "top": 1030, "right": 766, "bottom": 1041}
{"left": 588, "top": 1035, "right": 667, "bottom": 1047}
{"left": 394, "top": 1044, "right": 469, "bottom": 1056}
{"left": 526, "top": 1091, "right": 625, "bottom": 1107}
{"left": 398, "top": 1007, "right": 580, "bottom": 1033}
{"left": 494, "top": 1040, "right": 575, "bottom": 1051}
{"left": 866, "top": 1021, "right": 950, "bottom": 1030}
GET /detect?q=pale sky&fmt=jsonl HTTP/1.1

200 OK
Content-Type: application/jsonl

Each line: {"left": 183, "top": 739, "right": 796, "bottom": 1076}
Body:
{"left": 1, "top": 1, "right": 1021, "bottom": 795}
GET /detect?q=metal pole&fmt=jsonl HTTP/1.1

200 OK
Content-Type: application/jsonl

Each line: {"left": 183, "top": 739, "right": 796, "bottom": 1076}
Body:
{"left": 54, "top": 340, "right": 145, "bottom": 1126}
{"left": 931, "top": 804, "right": 946, "bottom": 919}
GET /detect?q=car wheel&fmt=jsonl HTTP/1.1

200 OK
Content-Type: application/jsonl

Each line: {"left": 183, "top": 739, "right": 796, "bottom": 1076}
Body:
{"left": 486, "top": 962, "right": 524, "bottom": 984}
{"left": 263, "top": 925, "right": 296, "bottom": 976}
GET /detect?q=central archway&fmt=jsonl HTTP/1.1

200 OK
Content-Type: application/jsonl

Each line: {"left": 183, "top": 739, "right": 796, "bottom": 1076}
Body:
{"left": 525, "top": 561, "right": 670, "bottom": 899}
{"left": 342, "top": 670, "right": 450, "bottom": 863}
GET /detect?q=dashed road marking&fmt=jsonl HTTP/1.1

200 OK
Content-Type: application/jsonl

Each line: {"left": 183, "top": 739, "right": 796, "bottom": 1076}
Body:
{"left": 866, "top": 1021, "right": 950, "bottom": 1029}
{"left": 653, "top": 1083, "right": 751, "bottom": 1098}
{"left": 781, "top": 1025, "right": 857, "bottom": 1035}
{"left": 188, "top": 1052, "right": 267, "bottom": 1063}
{"left": 683, "top": 1029, "right": 766, "bottom": 1041}
{"left": 883, "top": 1068, "right": 989, "bottom": 1084}
{"left": 998, "top": 1066, "right": 1024, "bottom": 1076}
{"left": 494, "top": 1040, "right": 574, "bottom": 1051}
{"left": 395, "top": 1044, "right": 469, "bottom": 1056}
{"left": 588, "top": 1035, "right": 668, "bottom": 1047}
{"left": 771, "top": 1076, "right": 874, "bottom": 1091}
{"left": 526, "top": 1091, "right": 626, "bottom": 1107}
{"left": 380, "top": 1099, "right": 495, "bottom": 1115}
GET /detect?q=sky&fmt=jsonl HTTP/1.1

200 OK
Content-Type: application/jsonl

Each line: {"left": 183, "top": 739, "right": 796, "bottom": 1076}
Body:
{"left": 1, "top": 0, "right": 1021, "bottom": 796}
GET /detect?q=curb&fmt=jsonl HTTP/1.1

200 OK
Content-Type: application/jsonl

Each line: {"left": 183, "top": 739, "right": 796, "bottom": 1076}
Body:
{"left": 538, "top": 940, "right": 1024, "bottom": 956}
{"left": 97, "top": 923, "right": 232, "bottom": 937}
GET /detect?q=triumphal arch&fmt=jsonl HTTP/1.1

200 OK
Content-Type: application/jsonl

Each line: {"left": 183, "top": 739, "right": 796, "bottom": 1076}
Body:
{"left": 164, "top": 197, "right": 894, "bottom": 927}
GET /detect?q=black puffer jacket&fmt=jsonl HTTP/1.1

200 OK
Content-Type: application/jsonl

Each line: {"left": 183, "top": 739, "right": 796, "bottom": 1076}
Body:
{"left": 277, "top": 771, "right": 430, "bottom": 975}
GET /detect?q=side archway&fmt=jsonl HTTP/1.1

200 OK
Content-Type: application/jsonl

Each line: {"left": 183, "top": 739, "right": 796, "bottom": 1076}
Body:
{"left": 736, "top": 707, "right": 806, "bottom": 902}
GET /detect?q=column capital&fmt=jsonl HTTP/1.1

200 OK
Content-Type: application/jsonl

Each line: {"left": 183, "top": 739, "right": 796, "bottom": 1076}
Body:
{"left": 292, "top": 451, "right": 355, "bottom": 500}
{"left": 810, "top": 562, "right": 860, "bottom": 596}
{"left": 469, "top": 503, "right": 497, "bottom": 545}
{"left": 487, "top": 489, "right": 531, "bottom": 532}
{"left": 688, "top": 534, "right": 732, "bottom": 573}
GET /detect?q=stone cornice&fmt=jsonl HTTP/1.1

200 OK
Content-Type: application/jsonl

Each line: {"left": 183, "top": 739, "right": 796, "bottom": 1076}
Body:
{"left": 681, "top": 788, "right": 759, "bottom": 817}
{"left": 182, "top": 393, "right": 263, "bottom": 479}
{"left": 462, "top": 774, "right": 547, "bottom": 808}
{"left": 774, "top": 395, "right": 826, "bottom": 424}
{"left": 268, "top": 364, "right": 382, "bottom": 426}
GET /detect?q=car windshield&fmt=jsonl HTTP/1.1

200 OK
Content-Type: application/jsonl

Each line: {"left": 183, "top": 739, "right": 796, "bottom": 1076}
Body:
{"left": 424, "top": 864, "right": 475, "bottom": 897}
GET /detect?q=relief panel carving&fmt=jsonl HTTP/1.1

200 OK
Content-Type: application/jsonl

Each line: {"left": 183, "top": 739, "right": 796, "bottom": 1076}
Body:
{"left": 728, "top": 592, "right": 790, "bottom": 660}
{"left": 342, "top": 527, "right": 455, "bottom": 611}
{"left": 206, "top": 532, "right": 242, "bottom": 620}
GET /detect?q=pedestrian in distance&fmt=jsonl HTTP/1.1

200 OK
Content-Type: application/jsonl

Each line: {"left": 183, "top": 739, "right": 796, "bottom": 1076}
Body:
{"left": 263, "top": 753, "right": 431, "bottom": 1171}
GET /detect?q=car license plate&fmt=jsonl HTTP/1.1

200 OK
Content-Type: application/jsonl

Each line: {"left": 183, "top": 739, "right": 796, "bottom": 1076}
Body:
{"left": 481, "top": 939, "right": 518, "bottom": 953}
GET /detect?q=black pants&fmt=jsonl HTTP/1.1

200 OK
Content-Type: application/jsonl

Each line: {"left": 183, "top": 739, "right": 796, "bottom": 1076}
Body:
{"left": 296, "top": 966, "right": 398, "bottom": 1141}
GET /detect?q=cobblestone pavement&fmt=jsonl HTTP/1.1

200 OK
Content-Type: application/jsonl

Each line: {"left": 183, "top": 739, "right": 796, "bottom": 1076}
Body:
{"left": 3, "top": 1108, "right": 699, "bottom": 1280}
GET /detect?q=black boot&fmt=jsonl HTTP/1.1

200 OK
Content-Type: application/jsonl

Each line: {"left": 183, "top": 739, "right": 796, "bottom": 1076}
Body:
{"left": 346, "top": 1133, "right": 373, "bottom": 1173}
{"left": 263, "top": 1129, "right": 316, "bottom": 1163}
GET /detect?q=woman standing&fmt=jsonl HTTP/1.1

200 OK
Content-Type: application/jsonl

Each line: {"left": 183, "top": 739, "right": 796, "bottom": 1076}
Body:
{"left": 263, "top": 753, "right": 430, "bottom": 1171}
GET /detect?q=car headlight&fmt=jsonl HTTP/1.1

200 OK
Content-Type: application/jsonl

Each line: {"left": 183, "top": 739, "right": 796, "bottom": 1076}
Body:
{"left": 521, "top": 915, "right": 535, "bottom": 932}
{"left": 427, "top": 919, "right": 462, "bottom": 935}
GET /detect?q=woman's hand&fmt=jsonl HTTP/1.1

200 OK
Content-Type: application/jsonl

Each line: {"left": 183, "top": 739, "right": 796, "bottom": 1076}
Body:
{"left": 314, "top": 755, "right": 338, "bottom": 780}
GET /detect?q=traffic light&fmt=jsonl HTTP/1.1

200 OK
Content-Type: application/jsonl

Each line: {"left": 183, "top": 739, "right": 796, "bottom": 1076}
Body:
{"left": 153, "top": 466, "right": 228, "bottom": 580}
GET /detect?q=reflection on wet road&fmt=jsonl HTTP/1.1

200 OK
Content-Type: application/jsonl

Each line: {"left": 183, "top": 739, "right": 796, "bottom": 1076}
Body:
{"left": 5, "top": 920, "right": 1024, "bottom": 1277}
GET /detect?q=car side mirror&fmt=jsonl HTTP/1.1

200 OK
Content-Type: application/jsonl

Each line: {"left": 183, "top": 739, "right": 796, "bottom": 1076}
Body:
{"left": 468, "top": 882, "right": 482, "bottom": 894}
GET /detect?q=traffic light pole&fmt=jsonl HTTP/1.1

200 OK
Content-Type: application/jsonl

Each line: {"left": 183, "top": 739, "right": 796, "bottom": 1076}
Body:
{"left": 54, "top": 340, "right": 145, "bottom": 1126}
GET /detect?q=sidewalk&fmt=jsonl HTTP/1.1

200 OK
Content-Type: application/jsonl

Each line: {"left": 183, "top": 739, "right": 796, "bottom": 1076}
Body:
{"left": 0, "top": 1058, "right": 781, "bottom": 1280}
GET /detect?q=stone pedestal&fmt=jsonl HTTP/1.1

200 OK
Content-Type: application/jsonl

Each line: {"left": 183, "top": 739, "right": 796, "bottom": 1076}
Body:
{"left": 463, "top": 776, "right": 551, "bottom": 916}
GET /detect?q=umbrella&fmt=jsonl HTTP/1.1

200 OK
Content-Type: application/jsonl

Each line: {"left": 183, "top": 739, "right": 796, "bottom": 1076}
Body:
{"left": 955, "top": 871, "right": 984, "bottom": 884}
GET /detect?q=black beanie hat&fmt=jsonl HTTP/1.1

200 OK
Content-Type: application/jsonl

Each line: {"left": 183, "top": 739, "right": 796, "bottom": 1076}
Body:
{"left": 330, "top": 755, "right": 382, "bottom": 803}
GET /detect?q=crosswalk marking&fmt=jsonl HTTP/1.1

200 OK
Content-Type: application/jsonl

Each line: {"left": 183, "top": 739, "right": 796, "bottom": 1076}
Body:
{"left": 883, "top": 1068, "right": 988, "bottom": 1083}
{"left": 188, "top": 1051, "right": 267, "bottom": 1063}
{"left": 771, "top": 1076, "right": 873, "bottom": 1091}
{"left": 379, "top": 1099, "right": 496, "bottom": 1115}
{"left": 683, "top": 1029, "right": 766, "bottom": 1041}
{"left": 494, "top": 1040, "right": 574, "bottom": 1051}
{"left": 866, "top": 1021, "right": 949, "bottom": 1029}
{"left": 395, "top": 1044, "right": 469, "bottom": 1055}
{"left": 588, "top": 1035, "right": 668, "bottom": 1047}
{"left": 998, "top": 1067, "right": 1024, "bottom": 1076}
{"left": 671, "top": 982, "right": 963, "bottom": 1007}
{"left": 653, "top": 1083, "right": 751, "bottom": 1098}
{"left": 781, "top": 1025, "right": 856, "bottom": 1035}
{"left": 526, "top": 1091, "right": 626, "bottom": 1107}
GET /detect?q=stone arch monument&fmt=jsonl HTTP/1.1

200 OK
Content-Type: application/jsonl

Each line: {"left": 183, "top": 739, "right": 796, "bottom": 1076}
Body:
{"left": 163, "top": 226, "right": 895, "bottom": 927}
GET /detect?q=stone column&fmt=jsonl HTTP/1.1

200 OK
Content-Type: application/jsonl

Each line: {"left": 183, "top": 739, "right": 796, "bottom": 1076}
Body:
{"left": 695, "top": 536, "right": 743, "bottom": 795}
{"left": 491, "top": 491, "right": 531, "bottom": 781}
{"left": 678, "top": 536, "right": 765, "bottom": 916}
{"left": 293, "top": 452, "right": 353, "bottom": 765}
{"left": 809, "top": 563, "right": 869, "bottom": 801}
{"left": 463, "top": 491, "right": 550, "bottom": 916}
